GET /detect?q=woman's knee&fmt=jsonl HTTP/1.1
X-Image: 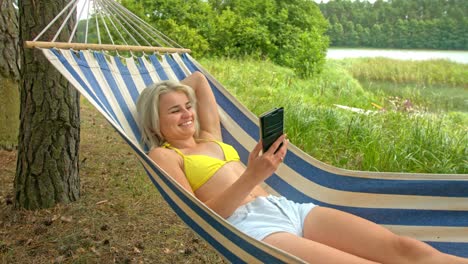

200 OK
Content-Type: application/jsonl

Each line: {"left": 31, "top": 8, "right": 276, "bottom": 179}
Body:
{"left": 392, "top": 235, "right": 439, "bottom": 262}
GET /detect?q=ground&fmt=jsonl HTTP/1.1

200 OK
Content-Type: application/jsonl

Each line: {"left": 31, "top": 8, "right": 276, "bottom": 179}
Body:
{"left": 0, "top": 99, "right": 225, "bottom": 264}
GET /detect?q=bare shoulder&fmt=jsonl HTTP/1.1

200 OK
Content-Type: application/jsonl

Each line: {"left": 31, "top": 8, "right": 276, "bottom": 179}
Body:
{"left": 147, "top": 146, "right": 193, "bottom": 194}
{"left": 148, "top": 147, "right": 181, "bottom": 165}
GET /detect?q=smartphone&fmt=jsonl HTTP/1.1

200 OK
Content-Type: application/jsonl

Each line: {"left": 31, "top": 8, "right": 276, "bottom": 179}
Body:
{"left": 259, "top": 107, "right": 284, "bottom": 153}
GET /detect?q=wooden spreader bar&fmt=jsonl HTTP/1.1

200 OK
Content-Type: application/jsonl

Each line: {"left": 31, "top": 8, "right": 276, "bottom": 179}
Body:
{"left": 25, "top": 41, "right": 191, "bottom": 53}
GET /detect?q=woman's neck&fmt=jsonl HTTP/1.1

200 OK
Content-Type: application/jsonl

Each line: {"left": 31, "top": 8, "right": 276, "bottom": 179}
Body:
{"left": 165, "top": 137, "right": 197, "bottom": 149}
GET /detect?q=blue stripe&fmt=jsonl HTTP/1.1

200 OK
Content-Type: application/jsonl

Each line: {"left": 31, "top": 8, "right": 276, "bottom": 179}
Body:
{"left": 164, "top": 54, "right": 186, "bottom": 80}
{"left": 427, "top": 242, "right": 468, "bottom": 258}
{"left": 93, "top": 52, "right": 141, "bottom": 141}
{"left": 51, "top": 49, "right": 118, "bottom": 122}
{"left": 113, "top": 56, "right": 140, "bottom": 103}
{"left": 137, "top": 57, "right": 154, "bottom": 86}
{"left": 149, "top": 54, "right": 169, "bottom": 80}
{"left": 181, "top": 54, "right": 468, "bottom": 198}
{"left": 181, "top": 53, "right": 198, "bottom": 73}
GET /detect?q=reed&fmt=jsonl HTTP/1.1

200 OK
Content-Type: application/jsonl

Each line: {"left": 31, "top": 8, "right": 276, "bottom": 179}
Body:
{"left": 337, "top": 57, "right": 468, "bottom": 88}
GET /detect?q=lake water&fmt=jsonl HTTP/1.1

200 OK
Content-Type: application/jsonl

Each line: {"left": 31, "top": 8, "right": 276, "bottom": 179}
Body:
{"left": 327, "top": 48, "right": 468, "bottom": 64}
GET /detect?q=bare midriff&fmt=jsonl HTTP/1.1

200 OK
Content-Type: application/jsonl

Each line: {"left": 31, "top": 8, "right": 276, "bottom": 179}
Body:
{"left": 194, "top": 161, "right": 269, "bottom": 206}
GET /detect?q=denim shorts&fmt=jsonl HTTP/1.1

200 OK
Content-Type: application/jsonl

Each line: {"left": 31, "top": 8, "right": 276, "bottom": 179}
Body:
{"left": 227, "top": 195, "right": 317, "bottom": 241}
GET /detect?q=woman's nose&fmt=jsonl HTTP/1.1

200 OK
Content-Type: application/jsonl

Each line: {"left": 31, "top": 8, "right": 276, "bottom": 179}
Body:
{"left": 181, "top": 108, "right": 192, "bottom": 117}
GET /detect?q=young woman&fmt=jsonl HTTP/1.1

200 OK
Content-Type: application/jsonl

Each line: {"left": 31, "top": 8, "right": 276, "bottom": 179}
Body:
{"left": 136, "top": 71, "right": 467, "bottom": 264}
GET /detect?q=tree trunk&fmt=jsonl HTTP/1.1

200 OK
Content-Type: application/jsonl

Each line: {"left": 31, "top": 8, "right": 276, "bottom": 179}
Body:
{"left": 0, "top": 0, "right": 20, "bottom": 150}
{"left": 15, "top": 0, "right": 80, "bottom": 209}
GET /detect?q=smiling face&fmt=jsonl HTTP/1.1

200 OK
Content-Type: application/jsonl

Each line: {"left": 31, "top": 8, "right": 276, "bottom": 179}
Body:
{"left": 158, "top": 91, "right": 197, "bottom": 141}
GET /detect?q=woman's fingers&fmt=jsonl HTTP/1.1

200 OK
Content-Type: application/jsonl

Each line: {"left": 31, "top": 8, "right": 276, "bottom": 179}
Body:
{"left": 278, "top": 138, "right": 289, "bottom": 161}
{"left": 266, "top": 134, "right": 287, "bottom": 156}
{"left": 249, "top": 140, "right": 263, "bottom": 162}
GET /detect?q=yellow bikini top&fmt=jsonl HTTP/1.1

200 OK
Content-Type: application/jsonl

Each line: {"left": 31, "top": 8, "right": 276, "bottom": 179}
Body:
{"left": 162, "top": 140, "right": 240, "bottom": 191}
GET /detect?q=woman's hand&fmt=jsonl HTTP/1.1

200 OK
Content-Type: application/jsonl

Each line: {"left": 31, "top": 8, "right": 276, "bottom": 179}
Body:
{"left": 245, "top": 134, "right": 289, "bottom": 183}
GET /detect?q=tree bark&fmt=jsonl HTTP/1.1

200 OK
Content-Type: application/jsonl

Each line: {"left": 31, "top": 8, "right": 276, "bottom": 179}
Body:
{"left": 15, "top": 0, "right": 80, "bottom": 209}
{"left": 0, "top": 0, "right": 20, "bottom": 150}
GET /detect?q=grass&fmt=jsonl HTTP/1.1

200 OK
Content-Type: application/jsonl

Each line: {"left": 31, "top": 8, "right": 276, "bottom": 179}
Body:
{"left": 0, "top": 98, "right": 225, "bottom": 263}
{"left": 200, "top": 57, "right": 467, "bottom": 173}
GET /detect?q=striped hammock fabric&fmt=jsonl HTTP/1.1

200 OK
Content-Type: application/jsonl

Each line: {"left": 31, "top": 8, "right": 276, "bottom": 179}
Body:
{"left": 42, "top": 48, "right": 468, "bottom": 261}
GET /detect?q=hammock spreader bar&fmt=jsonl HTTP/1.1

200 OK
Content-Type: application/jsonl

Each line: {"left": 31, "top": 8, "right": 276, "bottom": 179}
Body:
{"left": 24, "top": 41, "right": 191, "bottom": 53}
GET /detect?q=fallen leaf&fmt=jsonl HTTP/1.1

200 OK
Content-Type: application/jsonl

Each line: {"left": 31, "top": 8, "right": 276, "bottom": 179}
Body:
{"left": 133, "top": 247, "right": 141, "bottom": 254}
{"left": 90, "top": 246, "right": 100, "bottom": 256}
{"left": 60, "top": 216, "right": 72, "bottom": 223}
{"left": 95, "top": 200, "right": 108, "bottom": 205}
{"left": 54, "top": 255, "right": 65, "bottom": 263}
{"left": 110, "top": 246, "right": 118, "bottom": 253}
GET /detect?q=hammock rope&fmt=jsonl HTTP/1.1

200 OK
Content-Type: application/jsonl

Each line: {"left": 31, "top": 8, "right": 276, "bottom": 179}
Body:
{"left": 25, "top": 0, "right": 468, "bottom": 261}
{"left": 27, "top": 0, "right": 190, "bottom": 53}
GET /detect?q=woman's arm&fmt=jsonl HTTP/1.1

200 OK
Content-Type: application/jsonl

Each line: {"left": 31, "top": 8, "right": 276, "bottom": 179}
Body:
{"left": 148, "top": 147, "right": 194, "bottom": 195}
{"left": 181, "top": 72, "right": 222, "bottom": 140}
{"left": 204, "top": 135, "right": 289, "bottom": 218}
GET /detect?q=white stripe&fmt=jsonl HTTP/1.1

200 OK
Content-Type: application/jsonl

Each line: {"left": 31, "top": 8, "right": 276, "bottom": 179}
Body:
{"left": 60, "top": 50, "right": 98, "bottom": 101}
{"left": 107, "top": 56, "right": 139, "bottom": 141}
{"left": 142, "top": 55, "right": 162, "bottom": 83}
{"left": 81, "top": 51, "right": 138, "bottom": 144}
{"left": 161, "top": 56, "right": 180, "bottom": 81}
{"left": 172, "top": 53, "right": 191, "bottom": 76}
{"left": 125, "top": 57, "right": 147, "bottom": 93}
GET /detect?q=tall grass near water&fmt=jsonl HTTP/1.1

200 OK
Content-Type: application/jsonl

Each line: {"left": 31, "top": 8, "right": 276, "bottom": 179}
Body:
{"left": 338, "top": 58, "right": 468, "bottom": 112}
{"left": 199, "top": 57, "right": 467, "bottom": 174}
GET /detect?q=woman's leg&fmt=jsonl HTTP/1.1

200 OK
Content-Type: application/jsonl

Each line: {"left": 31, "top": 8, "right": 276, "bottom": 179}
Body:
{"left": 301, "top": 206, "right": 468, "bottom": 264}
{"left": 263, "top": 232, "right": 379, "bottom": 263}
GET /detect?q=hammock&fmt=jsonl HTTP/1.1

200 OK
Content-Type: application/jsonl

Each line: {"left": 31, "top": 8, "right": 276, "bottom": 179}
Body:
{"left": 28, "top": 0, "right": 468, "bottom": 261}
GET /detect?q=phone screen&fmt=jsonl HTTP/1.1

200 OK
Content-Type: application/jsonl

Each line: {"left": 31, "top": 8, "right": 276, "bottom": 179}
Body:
{"left": 259, "top": 107, "right": 284, "bottom": 153}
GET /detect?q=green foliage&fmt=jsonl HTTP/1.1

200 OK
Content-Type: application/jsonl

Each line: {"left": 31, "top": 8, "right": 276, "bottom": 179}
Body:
{"left": 319, "top": 0, "right": 468, "bottom": 50}
{"left": 117, "top": 0, "right": 329, "bottom": 77}
{"left": 200, "top": 57, "right": 467, "bottom": 173}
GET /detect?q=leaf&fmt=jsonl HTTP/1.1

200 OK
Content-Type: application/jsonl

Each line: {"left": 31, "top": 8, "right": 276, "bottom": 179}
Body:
{"left": 95, "top": 200, "right": 108, "bottom": 205}
{"left": 60, "top": 216, "right": 72, "bottom": 223}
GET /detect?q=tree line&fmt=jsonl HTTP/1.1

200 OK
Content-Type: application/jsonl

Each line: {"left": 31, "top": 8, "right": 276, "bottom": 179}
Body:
{"left": 115, "top": 0, "right": 329, "bottom": 77}
{"left": 319, "top": 0, "right": 467, "bottom": 50}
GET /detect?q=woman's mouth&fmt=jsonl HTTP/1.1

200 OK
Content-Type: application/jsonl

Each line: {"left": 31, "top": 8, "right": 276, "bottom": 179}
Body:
{"left": 180, "top": 121, "right": 193, "bottom": 127}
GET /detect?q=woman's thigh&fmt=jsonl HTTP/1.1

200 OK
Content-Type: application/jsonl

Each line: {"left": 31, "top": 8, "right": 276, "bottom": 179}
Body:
{"left": 262, "top": 231, "right": 378, "bottom": 264}
{"left": 302, "top": 206, "right": 437, "bottom": 263}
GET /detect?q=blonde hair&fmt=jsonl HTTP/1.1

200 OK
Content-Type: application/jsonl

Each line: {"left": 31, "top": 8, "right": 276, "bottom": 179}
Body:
{"left": 136, "top": 80, "right": 199, "bottom": 149}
